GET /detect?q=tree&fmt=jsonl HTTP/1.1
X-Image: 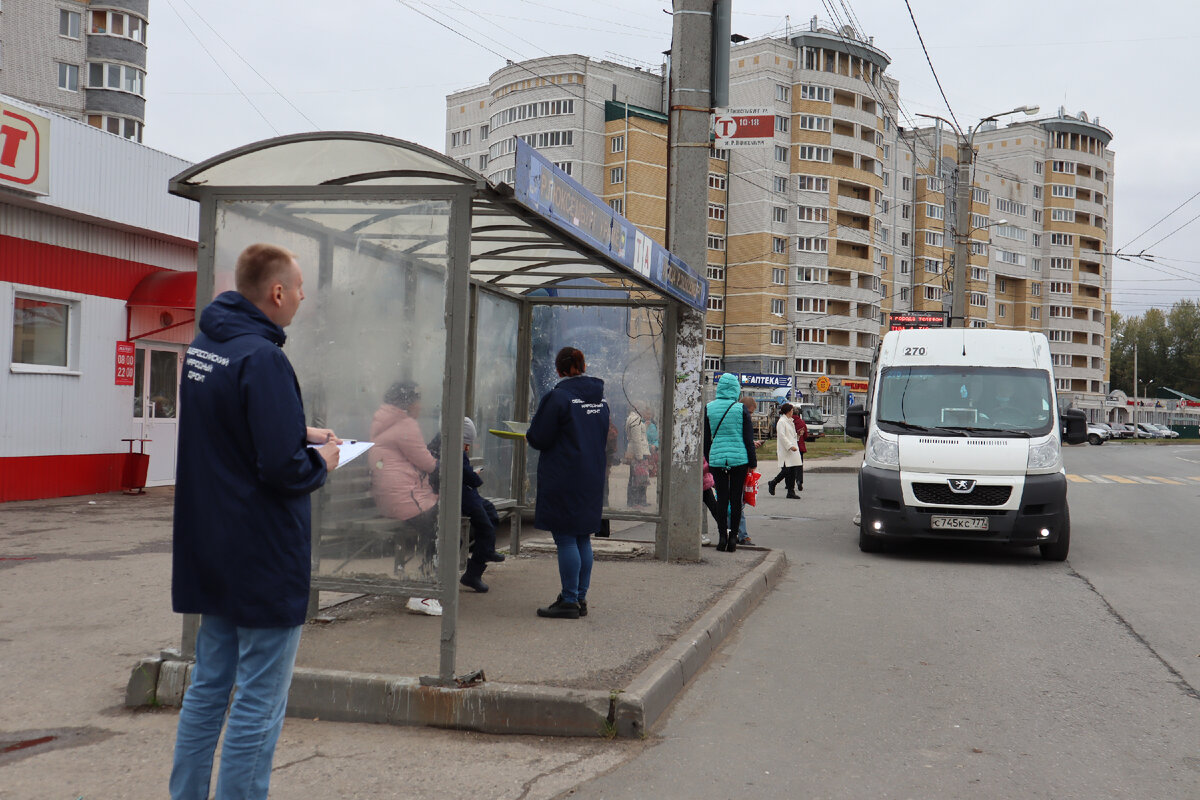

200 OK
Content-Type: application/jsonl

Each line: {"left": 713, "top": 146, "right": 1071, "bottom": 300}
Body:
{"left": 1110, "top": 300, "right": 1200, "bottom": 400}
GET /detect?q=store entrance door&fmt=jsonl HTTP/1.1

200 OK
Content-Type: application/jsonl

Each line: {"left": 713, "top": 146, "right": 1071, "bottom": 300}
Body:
{"left": 131, "top": 344, "right": 184, "bottom": 486}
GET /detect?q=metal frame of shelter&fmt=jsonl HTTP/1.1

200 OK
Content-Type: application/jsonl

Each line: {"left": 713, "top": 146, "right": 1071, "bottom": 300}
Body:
{"left": 168, "top": 132, "right": 707, "bottom": 683}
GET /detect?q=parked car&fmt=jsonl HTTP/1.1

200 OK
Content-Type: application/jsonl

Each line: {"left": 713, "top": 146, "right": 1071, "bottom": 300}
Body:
{"left": 1107, "top": 422, "right": 1135, "bottom": 439}
{"left": 1152, "top": 423, "right": 1180, "bottom": 439}
{"left": 1134, "top": 422, "right": 1166, "bottom": 439}
{"left": 1086, "top": 423, "right": 1110, "bottom": 445}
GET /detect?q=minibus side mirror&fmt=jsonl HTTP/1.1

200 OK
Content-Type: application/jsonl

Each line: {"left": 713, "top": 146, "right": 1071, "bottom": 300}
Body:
{"left": 846, "top": 407, "right": 868, "bottom": 440}
{"left": 1061, "top": 408, "right": 1087, "bottom": 445}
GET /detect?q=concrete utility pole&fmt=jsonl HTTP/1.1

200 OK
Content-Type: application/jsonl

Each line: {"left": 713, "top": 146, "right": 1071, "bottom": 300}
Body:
{"left": 661, "top": 0, "right": 715, "bottom": 560}
{"left": 950, "top": 137, "right": 973, "bottom": 328}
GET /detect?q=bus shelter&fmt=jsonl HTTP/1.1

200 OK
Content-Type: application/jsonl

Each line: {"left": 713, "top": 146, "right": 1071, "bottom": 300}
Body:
{"left": 169, "top": 133, "right": 707, "bottom": 681}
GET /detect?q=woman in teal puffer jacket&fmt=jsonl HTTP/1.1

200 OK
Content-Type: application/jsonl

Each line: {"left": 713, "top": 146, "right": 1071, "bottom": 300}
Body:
{"left": 704, "top": 372, "right": 757, "bottom": 552}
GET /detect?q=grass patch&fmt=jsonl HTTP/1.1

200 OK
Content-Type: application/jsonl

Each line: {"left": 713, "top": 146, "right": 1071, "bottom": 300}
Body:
{"left": 756, "top": 435, "right": 863, "bottom": 461}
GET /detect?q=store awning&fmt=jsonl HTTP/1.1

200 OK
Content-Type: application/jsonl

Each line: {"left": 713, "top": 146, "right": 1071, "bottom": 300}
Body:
{"left": 127, "top": 270, "right": 196, "bottom": 309}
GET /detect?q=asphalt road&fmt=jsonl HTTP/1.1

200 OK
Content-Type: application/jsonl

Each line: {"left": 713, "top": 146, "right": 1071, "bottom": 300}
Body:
{"left": 563, "top": 443, "right": 1200, "bottom": 799}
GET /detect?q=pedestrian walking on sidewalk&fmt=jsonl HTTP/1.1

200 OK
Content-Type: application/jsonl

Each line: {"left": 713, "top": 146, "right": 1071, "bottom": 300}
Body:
{"left": 170, "top": 243, "right": 341, "bottom": 800}
{"left": 768, "top": 403, "right": 803, "bottom": 498}
{"left": 704, "top": 373, "right": 757, "bottom": 552}
{"left": 527, "top": 347, "right": 610, "bottom": 619}
{"left": 791, "top": 410, "right": 808, "bottom": 492}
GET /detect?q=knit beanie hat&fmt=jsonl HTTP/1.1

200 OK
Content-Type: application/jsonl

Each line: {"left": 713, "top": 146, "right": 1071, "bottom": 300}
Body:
{"left": 463, "top": 417, "right": 476, "bottom": 447}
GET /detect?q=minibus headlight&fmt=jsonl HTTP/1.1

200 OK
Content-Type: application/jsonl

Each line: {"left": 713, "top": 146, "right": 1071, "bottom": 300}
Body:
{"left": 1026, "top": 437, "right": 1061, "bottom": 471}
{"left": 866, "top": 429, "right": 899, "bottom": 469}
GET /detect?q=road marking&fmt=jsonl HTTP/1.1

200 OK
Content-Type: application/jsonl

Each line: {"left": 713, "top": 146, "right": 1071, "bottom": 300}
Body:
{"left": 1146, "top": 476, "right": 1185, "bottom": 485}
{"left": 1126, "top": 476, "right": 1160, "bottom": 484}
{"left": 1066, "top": 474, "right": 1091, "bottom": 483}
{"left": 1101, "top": 474, "right": 1138, "bottom": 484}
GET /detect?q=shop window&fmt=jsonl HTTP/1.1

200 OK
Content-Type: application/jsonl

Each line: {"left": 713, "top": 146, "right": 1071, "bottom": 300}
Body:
{"left": 11, "top": 293, "right": 79, "bottom": 372}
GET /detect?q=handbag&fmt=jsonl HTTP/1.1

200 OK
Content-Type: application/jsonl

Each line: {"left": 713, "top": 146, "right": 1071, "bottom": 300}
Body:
{"left": 743, "top": 469, "right": 762, "bottom": 507}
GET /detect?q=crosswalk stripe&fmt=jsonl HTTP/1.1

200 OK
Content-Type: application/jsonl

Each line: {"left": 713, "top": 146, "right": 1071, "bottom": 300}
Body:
{"left": 1066, "top": 474, "right": 1090, "bottom": 483}
{"left": 1127, "top": 476, "right": 1159, "bottom": 484}
{"left": 1101, "top": 474, "right": 1138, "bottom": 484}
{"left": 1080, "top": 474, "right": 1113, "bottom": 483}
{"left": 1146, "top": 476, "right": 1185, "bottom": 485}
{"left": 1188, "top": 477, "right": 1200, "bottom": 483}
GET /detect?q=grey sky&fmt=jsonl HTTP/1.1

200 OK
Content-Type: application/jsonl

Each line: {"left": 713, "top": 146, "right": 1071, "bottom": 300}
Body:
{"left": 143, "top": 0, "right": 1199, "bottom": 316}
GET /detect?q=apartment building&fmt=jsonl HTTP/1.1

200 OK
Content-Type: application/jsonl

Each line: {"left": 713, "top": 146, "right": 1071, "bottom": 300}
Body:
{"left": 0, "top": 0, "right": 149, "bottom": 141}
{"left": 445, "top": 22, "right": 1115, "bottom": 412}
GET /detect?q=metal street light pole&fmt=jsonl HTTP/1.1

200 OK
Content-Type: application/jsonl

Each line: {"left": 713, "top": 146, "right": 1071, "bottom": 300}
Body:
{"left": 920, "top": 105, "right": 1038, "bottom": 327}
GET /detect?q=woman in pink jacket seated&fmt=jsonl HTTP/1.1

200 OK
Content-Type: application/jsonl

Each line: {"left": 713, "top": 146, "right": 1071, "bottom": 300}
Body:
{"left": 370, "top": 380, "right": 441, "bottom": 615}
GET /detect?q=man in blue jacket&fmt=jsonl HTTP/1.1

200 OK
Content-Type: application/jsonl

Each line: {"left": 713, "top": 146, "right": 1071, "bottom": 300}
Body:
{"left": 170, "top": 243, "right": 340, "bottom": 800}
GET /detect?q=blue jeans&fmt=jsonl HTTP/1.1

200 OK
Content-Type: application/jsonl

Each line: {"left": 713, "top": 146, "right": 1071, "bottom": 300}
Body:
{"left": 170, "top": 615, "right": 303, "bottom": 800}
{"left": 551, "top": 532, "right": 593, "bottom": 604}
{"left": 726, "top": 498, "right": 749, "bottom": 541}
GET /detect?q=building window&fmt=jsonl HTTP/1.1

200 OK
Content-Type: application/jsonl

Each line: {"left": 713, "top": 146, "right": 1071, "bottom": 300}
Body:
{"left": 707, "top": 264, "right": 725, "bottom": 281}
{"left": 86, "top": 114, "right": 143, "bottom": 141}
{"left": 1050, "top": 233, "right": 1074, "bottom": 246}
{"left": 972, "top": 187, "right": 990, "bottom": 204}
{"left": 57, "top": 62, "right": 79, "bottom": 91}
{"left": 1051, "top": 184, "right": 1076, "bottom": 198}
{"left": 773, "top": 237, "right": 787, "bottom": 254}
{"left": 924, "top": 286, "right": 942, "bottom": 301}
{"left": 611, "top": 135, "right": 625, "bottom": 153}
{"left": 1052, "top": 160, "right": 1076, "bottom": 174}
{"left": 796, "top": 358, "right": 825, "bottom": 374}
{"left": 704, "top": 355, "right": 723, "bottom": 371}
{"left": 609, "top": 167, "right": 624, "bottom": 184}
{"left": 608, "top": 198, "right": 623, "bottom": 214}
{"left": 1051, "top": 258, "right": 1073, "bottom": 270}
{"left": 87, "top": 62, "right": 145, "bottom": 96}
{"left": 971, "top": 213, "right": 990, "bottom": 230}
{"left": 994, "top": 224, "right": 1026, "bottom": 242}
{"left": 997, "top": 304, "right": 1007, "bottom": 319}
{"left": 776, "top": 84, "right": 791, "bottom": 102}
{"left": 710, "top": 147, "right": 729, "bottom": 161}
{"left": 709, "top": 172, "right": 727, "bottom": 190}
{"left": 797, "top": 206, "right": 828, "bottom": 222}
{"left": 924, "top": 258, "right": 942, "bottom": 274}
{"left": 1031, "top": 233, "right": 1041, "bottom": 247}
{"left": 773, "top": 206, "right": 787, "bottom": 223}
{"left": 1030, "top": 307, "right": 1040, "bottom": 320}
{"left": 775, "top": 114, "right": 790, "bottom": 132}
{"left": 796, "top": 237, "right": 828, "bottom": 253}
{"left": 1049, "top": 305, "right": 1072, "bottom": 318}
{"left": 451, "top": 129, "right": 471, "bottom": 147}
{"left": 797, "top": 175, "right": 830, "bottom": 192}
{"left": 1049, "top": 281, "right": 1073, "bottom": 295}
{"left": 796, "top": 267, "right": 827, "bottom": 283}
{"left": 1048, "top": 329, "right": 1069, "bottom": 342}
{"left": 490, "top": 98, "right": 575, "bottom": 130}
{"left": 882, "top": 171, "right": 890, "bottom": 187}
{"left": 971, "top": 320, "right": 988, "bottom": 329}
{"left": 1035, "top": 161, "right": 1044, "bottom": 175}
{"left": 997, "top": 278, "right": 1007, "bottom": 293}
{"left": 925, "top": 176, "right": 946, "bottom": 193}
{"left": 480, "top": 124, "right": 489, "bottom": 140}
{"left": 1031, "top": 283, "right": 1042, "bottom": 296}
{"left": 796, "top": 327, "right": 827, "bottom": 343}
{"left": 11, "top": 294, "right": 77, "bottom": 371}
{"left": 59, "top": 9, "right": 81, "bottom": 38}
{"left": 798, "top": 115, "right": 830, "bottom": 131}
{"left": 970, "top": 292, "right": 987, "bottom": 307}
{"left": 1033, "top": 186, "right": 1043, "bottom": 200}
{"left": 707, "top": 234, "right": 725, "bottom": 251}
{"left": 1031, "top": 258, "right": 1042, "bottom": 272}
{"left": 1051, "top": 208, "right": 1076, "bottom": 222}
{"left": 708, "top": 295, "right": 724, "bottom": 311}
{"left": 799, "top": 84, "right": 831, "bottom": 102}
{"left": 970, "top": 241, "right": 988, "bottom": 256}
{"left": 705, "top": 326, "right": 724, "bottom": 341}
{"left": 775, "top": 145, "right": 789, "bottom": 163}
{"left": 478, "top": 154, "right": 489, "bottom": 170}
{"left": 90, "top": 9, "right": 147, "bottom": 42}
{"left": 796, "top": 297, "right": 827, "bottom": 313}
{"left": 899, "top": 259, "right": 910, "bottom": 274}
{"left": 900, "top": 287, "right": 910, "bottom": 301}
{"left": 925, "top": 203, "right": 945, "bottom": 220}
{"left": 768, "top": 358, "right": 786, "bottom": 374}
{"left": 771, "top": 299, "right": 785, "bottom": 315}
{"left": 518, "top": 130, "right": 574, "bottom": 149}
{"left": 772, "top": 268, "right": 786, "bottom": 285}
{"left": 1033, "top": 209, "right": 1043, "bottom": 223}
{"left": 900, "top": 232, "right": 910, "bottom": 247}
{"left": 995, "top": 198, "right": 1027, "bottom": 216}
{"left": 798, "top": 146, "right": 831, "bottom": 162}
{"left": 902, "top": 176, "right": 912, "bottom": 192}
{"left": 880, "top": 283, "right": 888, "bottom": 298}
{"left": 771, "top": 329, "right": 785, "bottom": 345}
{"left": 708, "top": 203, "right": 726, "bottom": 221}
{"left": 924, "top": 231, "right": 944, "bottom": 247}
{"left": 773, "top": 175, "right": 788, "bottom": 193}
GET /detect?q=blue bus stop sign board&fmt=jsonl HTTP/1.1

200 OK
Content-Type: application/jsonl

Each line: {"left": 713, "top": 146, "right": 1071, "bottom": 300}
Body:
{"left": 512, "top": 139, "right": 707, "bottom": 312}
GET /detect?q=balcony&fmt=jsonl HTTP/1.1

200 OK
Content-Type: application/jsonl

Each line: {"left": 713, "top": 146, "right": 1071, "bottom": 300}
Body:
{"left": 834, "top": 194, "right": 872, "bottom": 216}
{"left": 831, "top": 132, "right": 877, "bottom": 159}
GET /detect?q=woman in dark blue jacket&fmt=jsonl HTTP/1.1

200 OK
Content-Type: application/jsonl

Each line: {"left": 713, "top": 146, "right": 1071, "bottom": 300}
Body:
{"left": 526, "top": 347, "right": 610, "bottom": 619}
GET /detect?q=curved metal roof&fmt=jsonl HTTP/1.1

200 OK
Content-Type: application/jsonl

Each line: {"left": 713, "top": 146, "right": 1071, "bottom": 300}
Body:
{"left": 169, "top": 133, "right": 706, "bottom": 309}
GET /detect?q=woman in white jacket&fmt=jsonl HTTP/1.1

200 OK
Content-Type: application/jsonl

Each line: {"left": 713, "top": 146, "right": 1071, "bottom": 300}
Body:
{"left": 768, "top": 403, "right": 803, "bottom": 499}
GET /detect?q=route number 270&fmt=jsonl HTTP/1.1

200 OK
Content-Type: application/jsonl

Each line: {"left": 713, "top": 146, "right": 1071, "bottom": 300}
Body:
{"left": 903, "top": 346, "right": 927, "bottom": 356}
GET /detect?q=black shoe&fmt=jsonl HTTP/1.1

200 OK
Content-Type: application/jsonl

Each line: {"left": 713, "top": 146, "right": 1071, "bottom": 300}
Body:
{"left": 786, "top": 493, "right": 801, "bottom": 499}
{"left": 726, "top": 537, "right": 737, "bottom": 553}
{"left": 558, "top": 594, "right": 587, "bottom": 617}
{"left": 460, "top": 572, "right": 489, "bottom": 593}
{"left": 767, "top": 479, "right": 777, "bottom": 496}
{"left": 537, "top": 598, "right": 581, "bottom": 619}
{"left": 484, "top": 551, "right": 506, "bottom": 562}
{"left": 716, "top": 534, "right": 728, "bottom": 551}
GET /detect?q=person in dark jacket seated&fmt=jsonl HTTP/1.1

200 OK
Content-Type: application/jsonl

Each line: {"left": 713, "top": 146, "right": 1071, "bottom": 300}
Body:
{"left": 526, "top": 347, "right": 611, "bottom": 619}
{"left": 170, "top": 243, "right": 340, "bottom": 799}
{"left": 457, "top": 417, "right": 506, "bottom": 593}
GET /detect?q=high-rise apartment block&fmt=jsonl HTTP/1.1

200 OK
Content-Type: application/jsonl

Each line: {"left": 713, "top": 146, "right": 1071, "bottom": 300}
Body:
{"left": 446, "top": 22, "right": 1114, "bottom": 413}
{"left": 0, "top": 0, "right": 149, "bottom": 141}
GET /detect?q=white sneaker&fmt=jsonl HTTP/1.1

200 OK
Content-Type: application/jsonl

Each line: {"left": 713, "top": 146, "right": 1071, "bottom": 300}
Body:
{"left": 701, "top": 534, "right": 712, "bottom": 546}
{"left": 406, "top": 597, "right": 442, "bottom": 616}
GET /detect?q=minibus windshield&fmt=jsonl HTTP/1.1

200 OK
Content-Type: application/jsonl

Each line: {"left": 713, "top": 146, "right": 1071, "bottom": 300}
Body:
{"left": 876, "top": 366, "right": 1054, "bottom": 435}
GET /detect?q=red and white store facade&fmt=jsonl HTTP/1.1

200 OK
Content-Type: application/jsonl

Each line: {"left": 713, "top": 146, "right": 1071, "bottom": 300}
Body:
{"left": 2, "top": 95, "right": 197, "bottom": 501}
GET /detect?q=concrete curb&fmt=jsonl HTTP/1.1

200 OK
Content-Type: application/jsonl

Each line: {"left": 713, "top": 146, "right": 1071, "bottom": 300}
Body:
{"left": 128, "top": 550, "right": 788, "bottom": 739}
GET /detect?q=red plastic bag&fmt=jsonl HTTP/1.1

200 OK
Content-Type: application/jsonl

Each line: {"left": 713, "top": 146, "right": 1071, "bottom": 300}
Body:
{"left": 743, "top": 469, "right": 762, "bottom": 507}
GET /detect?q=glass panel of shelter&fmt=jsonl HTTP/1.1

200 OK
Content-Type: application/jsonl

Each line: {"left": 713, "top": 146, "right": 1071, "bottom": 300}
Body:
{"left": 212, "top": 198, "right": 450, "bottom": 592}
{"left": 527, "top": 302, "right": 665, "bottom": 523}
